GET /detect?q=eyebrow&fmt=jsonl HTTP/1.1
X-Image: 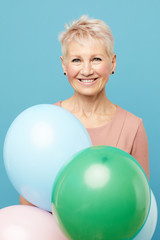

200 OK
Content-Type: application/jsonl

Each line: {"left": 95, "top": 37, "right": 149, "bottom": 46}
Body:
{"left": 69, "top": 55, "right": 81, "bottom": 58}
{"left": 69, "top": 54, "right": 105, "bottom": 58}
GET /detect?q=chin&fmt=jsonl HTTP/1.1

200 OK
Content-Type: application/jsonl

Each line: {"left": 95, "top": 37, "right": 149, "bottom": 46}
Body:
{"left": 76, "top": 90, "right": 100, "bottom": 97}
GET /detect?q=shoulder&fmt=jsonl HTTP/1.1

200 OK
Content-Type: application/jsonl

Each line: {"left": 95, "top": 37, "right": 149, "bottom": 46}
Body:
{"left": 117, "top": 105, "right": 143, "bottom": 129}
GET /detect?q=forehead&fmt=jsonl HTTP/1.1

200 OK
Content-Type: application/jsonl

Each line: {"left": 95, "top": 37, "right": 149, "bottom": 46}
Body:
{"left": 66, "top": 38, "right": 107, "bottom": 57}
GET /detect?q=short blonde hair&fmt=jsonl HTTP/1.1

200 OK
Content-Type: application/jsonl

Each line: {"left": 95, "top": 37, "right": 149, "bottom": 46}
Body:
{"left": 59, "top": 15, "right": 114, "bottom": 59}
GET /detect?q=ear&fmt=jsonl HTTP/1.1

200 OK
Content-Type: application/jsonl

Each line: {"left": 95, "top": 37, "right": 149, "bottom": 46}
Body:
{"left": 110, "top": 54, "right": 116, "bottom": 74}
{"left": 60, "top": 56, "right": 67, "bottom": 74}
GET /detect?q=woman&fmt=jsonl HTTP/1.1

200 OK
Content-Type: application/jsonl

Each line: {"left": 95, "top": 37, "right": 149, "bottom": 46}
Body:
{"left": 20, "top": 15, "right": 149, "bottom": 205}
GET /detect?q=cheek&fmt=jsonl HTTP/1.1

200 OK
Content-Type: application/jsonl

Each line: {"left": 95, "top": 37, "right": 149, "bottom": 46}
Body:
{"left": 66, "top": 65, "right": 79, "bottom": 78}
{"left": 96, "top": 64, "right": 110, "bottom": 76}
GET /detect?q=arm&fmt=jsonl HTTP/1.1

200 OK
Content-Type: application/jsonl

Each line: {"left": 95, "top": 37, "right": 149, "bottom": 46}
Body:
{"left": 131, "top": 119, "right": 149, "bottom": 180}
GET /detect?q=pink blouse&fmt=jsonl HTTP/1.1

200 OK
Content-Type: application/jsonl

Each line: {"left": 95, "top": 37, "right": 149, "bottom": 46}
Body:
{"left": 54, "top": 101, "right": 149, "bottom": 179}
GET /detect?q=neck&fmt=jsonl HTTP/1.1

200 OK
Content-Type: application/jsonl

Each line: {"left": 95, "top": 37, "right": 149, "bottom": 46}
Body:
{"left": 66, "top": 90, "right": 113, "bottom": 117}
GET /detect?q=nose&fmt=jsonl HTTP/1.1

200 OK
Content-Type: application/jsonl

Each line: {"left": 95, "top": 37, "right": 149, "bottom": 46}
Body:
{"left": 80, "top": 62, "right": 94, "bottom": 76}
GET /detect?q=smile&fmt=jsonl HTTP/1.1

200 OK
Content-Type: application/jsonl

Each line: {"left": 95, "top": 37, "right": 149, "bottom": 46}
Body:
{"left": 77, "top": 78, "right": 99, "bottom": 86}
{"left": 78, "top": 78, "right": 98, "bottom": 82}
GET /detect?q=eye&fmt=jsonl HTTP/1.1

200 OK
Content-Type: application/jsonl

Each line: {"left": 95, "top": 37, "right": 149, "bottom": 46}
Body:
{"left": 93, "top": 57, "right": 102, "bottom": 61}
{"left": 72, "top": 58, "right": 80, "bottom": 63}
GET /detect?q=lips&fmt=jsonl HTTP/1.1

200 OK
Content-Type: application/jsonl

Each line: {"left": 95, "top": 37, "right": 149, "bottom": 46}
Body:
{"left": 78, "top": 78, "right": 98, "bottom": 82}
{"left": 77, "top": 77, "right": 98, "bottom": 86}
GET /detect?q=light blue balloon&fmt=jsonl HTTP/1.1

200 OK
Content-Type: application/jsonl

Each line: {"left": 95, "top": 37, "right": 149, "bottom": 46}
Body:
{"left": 3, "top": 104, "right": 92, "bottom": 211}
{"left": 133, "top": 190, "right": 158, "bottom": 240}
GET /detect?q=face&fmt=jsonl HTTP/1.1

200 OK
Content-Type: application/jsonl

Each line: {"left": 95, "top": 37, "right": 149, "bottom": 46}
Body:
{"left": 61, "top": 39, "right": 116, "bottom": 97}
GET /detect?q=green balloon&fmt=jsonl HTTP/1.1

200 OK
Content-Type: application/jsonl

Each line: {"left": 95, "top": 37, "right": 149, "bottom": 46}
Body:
{"left": 51, "top": 146, "right": 150, "bottom": 240}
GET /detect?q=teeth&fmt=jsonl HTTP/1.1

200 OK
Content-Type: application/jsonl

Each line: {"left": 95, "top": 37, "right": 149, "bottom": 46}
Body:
{"left": 80, "top": 79, "right": 95, "bottom": 82}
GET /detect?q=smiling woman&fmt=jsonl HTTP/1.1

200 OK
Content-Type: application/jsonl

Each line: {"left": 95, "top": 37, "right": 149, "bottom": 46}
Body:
{"left": 61, "top": 39, "right": 116, "bottom": 97}
{"left": 20, "top": 15, "right": 149, "bottom": 206}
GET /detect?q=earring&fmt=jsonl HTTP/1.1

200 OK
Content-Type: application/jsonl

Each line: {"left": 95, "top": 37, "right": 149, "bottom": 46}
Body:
{"left": 112, "top": 71, "right": 114, "bottom": 74}
{"left": 64, "top": 72, "right": 66, "bottom": 75}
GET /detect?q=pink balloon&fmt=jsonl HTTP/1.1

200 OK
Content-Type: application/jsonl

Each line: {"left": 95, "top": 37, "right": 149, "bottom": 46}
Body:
{"left": 0, "top": 205, "right": 68, "bottom": 240}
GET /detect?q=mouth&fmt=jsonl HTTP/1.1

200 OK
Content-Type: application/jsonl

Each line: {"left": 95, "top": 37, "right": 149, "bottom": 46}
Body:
{"left": 78, "top": 78, "right": 98, "bottom": 83}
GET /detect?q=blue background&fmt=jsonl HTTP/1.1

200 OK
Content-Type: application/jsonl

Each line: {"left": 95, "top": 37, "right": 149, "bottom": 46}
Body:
{"left": 0, "top": 0, "right": 159, "bottom": 239}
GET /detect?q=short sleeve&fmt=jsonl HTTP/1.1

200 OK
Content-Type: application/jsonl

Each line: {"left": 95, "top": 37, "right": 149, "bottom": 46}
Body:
{"left": 131, "top": 119, "right": 149, "bottom": 180}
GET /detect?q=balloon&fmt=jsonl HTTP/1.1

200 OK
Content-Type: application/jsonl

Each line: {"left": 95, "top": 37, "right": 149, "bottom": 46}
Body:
{"left": 52, "top": 146, "right": 150, "bottom": 240}
{"left": 133, "top": 190, "right": 158, "bottom": 240}
{"left": 0, "top": 205, "right": 67, "bottom": 240}
{"left": 3, "top": 104, "right": 91, "bottom": 211}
